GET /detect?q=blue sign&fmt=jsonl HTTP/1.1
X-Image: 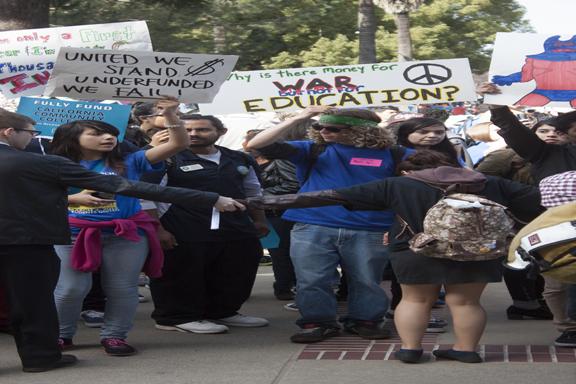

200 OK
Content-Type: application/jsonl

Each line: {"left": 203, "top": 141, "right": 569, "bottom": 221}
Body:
{"left": 17, "top": 97, "right": 131, "bottom": 140}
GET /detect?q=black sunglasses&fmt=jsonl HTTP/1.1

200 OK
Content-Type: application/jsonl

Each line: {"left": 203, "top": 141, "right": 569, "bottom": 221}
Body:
{"left": 311, "top": 123, "right": 347, "bottom": 133}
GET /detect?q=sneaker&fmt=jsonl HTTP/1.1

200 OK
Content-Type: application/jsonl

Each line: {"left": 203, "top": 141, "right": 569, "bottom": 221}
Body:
{"left": 22, "top": 354, "right": 78, "bottom": 373}
{"left": 275, "top": 291, "right": 295, "bottom": 301}
{"left": 138, "top": 274, "right": 149, "bottom": 287}
{"left": 259, "top": 256, "right": 273, "bottom": 266}
{"left": 138, "top": 294, "right": 148, "bottom": 303}
{"left": 213, "top": 314, "right": 269, "bottom": 328}
{"left": 101, "top": 338, "right": 137, "bottom": 356}
{"left": 554, "top": 331, "right": 576, "bottom": 348}
{"left": 80, "top": 310, "right": 104, "bottom": 328}
{"left": 290, "top": 324, "right": 340, "bottom": 343}
{"left": 344, "top": 321, "right": 391, "bottom": 339}
{"left": 58, "top": 338, "right": 74, "bottom": 350}
{"left": 155, "top": 320, "right": 229, "bottom": 334}
{"left": 506, "top": 305, "right": 553, "bottom": 320}
{"left": 426, "top": 318, "right": 447, "bottom": 333}
{"left": 283, "top": 302, "right": 299, "bottom": 312}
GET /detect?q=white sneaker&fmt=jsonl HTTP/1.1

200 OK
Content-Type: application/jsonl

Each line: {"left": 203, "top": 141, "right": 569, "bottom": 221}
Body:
{"left": 283, "top": 302, "right": 299, "bottom": 312}
{"left": 213, "top": 314, "right": 269, "bottom": 328}
{"left": 155, "top": 320, "right": 229, "bottom": 334}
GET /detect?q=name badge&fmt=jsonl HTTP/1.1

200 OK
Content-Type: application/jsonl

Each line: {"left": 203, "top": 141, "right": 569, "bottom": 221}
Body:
{"left": 180, "top": 164, "right": 204, "bottom": 172}
{"left": 349, "top": 158, "right": 382, "bottom": 167}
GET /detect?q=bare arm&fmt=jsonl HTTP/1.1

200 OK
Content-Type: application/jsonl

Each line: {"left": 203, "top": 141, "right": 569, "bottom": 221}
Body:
{"left": 245, "top": 106, "right": 332, "bottom": 150}
{"left": 144, "top": 97, "right": 190, "bottom": 163}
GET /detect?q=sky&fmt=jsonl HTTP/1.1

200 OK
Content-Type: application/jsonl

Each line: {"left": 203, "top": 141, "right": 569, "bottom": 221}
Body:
{"left": 516, "top": 0, "right": 575, "bottom": 36}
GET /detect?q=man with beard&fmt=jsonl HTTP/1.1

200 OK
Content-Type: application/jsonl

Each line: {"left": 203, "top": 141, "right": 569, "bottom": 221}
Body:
{"left": 149, "top": 114, "right": 270, "bottom": 334}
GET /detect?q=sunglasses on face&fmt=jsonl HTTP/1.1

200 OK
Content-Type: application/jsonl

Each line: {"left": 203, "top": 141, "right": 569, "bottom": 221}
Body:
{"left": 311, "top": 123, "right": 348, "bottom": 133}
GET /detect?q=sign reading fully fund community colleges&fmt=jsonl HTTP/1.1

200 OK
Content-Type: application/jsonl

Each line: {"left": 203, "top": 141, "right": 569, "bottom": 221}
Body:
{"left": 44, "top": 48, "right": 239, "bottom": 103}
{"left": 0, "top": 21, "right": 152, "bottom": 98}
{"left": 17, "top": 96, "right": 131, "bottom": 139}
{"left": 198, "top": 58, "right": 476, "bottom": 114}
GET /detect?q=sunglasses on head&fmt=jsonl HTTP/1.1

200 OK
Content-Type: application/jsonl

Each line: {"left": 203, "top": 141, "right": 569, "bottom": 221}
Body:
{"left": 311, "top": 123, "right": 347, "bottom": 133}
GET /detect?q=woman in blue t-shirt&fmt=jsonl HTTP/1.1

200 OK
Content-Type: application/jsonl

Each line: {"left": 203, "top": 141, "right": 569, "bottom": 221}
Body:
{"left": 50, "top": 98, "right": 189, "bottom": 356}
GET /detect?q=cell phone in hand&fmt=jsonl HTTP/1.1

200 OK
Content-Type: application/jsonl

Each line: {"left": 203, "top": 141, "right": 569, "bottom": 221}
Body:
{"left": 92, "top": 191, "right": 116, "bottom": 200}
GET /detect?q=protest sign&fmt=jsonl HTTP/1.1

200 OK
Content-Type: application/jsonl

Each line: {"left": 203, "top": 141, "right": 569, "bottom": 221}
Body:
{"left": 487, "top": 32, "right": 576, "bottom": 107}
{"left": 17, "top": 96, "right": 131, "bottom": 139}
{"left": 44, "top": 48, "right": 238, "bottom": 103}
{"left": 0, "top": 21, "right": 152, "bottom": 99}
{"left": 198, "top": 58, "right": 476, "bottom": 114}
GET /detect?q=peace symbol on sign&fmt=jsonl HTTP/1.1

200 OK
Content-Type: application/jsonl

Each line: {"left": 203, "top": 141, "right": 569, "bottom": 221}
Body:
{"left": 403, "top": 63, "right": 452, "bottom": 85}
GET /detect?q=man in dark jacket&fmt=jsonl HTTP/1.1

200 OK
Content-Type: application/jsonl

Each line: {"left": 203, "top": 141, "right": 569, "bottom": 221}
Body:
{"left": 0, "top": 108, "right": 242, "bottom": 373}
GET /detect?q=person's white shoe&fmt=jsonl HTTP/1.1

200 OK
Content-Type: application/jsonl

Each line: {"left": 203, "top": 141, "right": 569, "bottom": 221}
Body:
{"left": 155, "top": 320, "right": 229, "bottom": 334}
{"left": 213, "top": 314, "right": 269, "bottom": 327}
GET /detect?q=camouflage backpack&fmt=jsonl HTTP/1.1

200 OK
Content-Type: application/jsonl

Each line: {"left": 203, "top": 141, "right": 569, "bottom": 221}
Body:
{"left": 407, "top": 193, "right": 515, "bottom": 261}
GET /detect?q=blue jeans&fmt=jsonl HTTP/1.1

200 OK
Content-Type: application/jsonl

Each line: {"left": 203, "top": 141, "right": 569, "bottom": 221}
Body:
{"left": 54, "top": 233, "right": 148, "bottom": 340}
{"left": 290, "top": 223, "right": 390, "bottom": 328}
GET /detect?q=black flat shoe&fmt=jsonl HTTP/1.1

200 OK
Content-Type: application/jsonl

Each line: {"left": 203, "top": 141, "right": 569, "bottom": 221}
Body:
{"left": 506, "top": 305, "right": 553, "bottom": 320}
{"left": 22, "top": 354, "right": 78, "bottom": 373}
{"left": 395, "top": 348, "right": 424, "bottom": 363}
{"left": 433, "top": 349, "right": 482, "bottom": 363}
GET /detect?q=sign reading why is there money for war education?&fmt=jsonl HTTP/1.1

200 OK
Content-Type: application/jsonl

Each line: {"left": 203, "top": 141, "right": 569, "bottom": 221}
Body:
{"left": 0, "top": 21, "right": 152, "bottom": 98}
{"left": 198, "top": 58, "right": 476, "bottom": 114}
{"left": 44, "top": 48, "right": 239, "bottom": 103}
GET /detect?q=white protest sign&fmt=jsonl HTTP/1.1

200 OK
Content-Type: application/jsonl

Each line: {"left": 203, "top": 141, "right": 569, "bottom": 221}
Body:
{"left": 486, "top": 32, "right": 576, "bottom": 107}
{"left": 198, "top": 58, "right": 476, "bottom": 114}
{"left": 0, "top": 21, "right": 152, "bottom": 98}
{"left": 44, "top": 48, "right": 239, "bottom": 103}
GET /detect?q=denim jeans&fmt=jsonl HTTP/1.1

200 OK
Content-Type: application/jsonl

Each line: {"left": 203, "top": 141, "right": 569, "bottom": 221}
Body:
{"left": 290, "top": 223, "right": 390, "bottom": 327}
{"left": 54, "top": 233, "right": 148, "bottom": 340}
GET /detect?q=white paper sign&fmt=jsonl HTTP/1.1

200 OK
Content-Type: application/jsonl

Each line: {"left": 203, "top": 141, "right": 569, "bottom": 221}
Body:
{"left": 486, "top": 32, "right": 576, "bottom": 107}
{"left": 44, "top": 48, "right": 239, "bottom": 103}
{"left": 198, "top": 58, "right": 476, "bottom": 114}
{"left": 0, "top": 21, "right": 152, "bottom": 98}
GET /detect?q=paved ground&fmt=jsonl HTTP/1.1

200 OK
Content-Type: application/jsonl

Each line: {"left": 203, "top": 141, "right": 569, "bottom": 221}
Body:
{"left": 0, "top": 267, "right": 574, "bottom": 384}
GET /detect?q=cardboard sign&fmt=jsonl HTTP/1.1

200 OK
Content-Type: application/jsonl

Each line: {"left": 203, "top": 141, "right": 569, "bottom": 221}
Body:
{"left": 0, "top": 21, "right": 152, "bottom": 98}
{"left": 17, "top": 96, "right": 131, "bottom": 139}
{"left": 44, "top": 48, "right": 238, "bottom": 103}
{"left": 486, "top": 32, "right": 576, "bottom": 107}
{"left": 198, "top": 59, "right": 476, "bottom": 114}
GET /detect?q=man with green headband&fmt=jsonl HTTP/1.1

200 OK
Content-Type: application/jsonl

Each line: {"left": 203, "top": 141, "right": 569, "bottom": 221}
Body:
{"left": 246, "top": 106, "right": 410, "bottom": 343}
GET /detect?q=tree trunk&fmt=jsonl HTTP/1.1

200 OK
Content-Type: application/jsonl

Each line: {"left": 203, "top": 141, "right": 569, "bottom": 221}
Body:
{"left": 0, "top": 0, "right": 49, "bottom": 31}
{"left": 358, "top": 0, "right": 377, "bottom": 64}
{"left": 213, "top": 24, "right": 226, "bottom": 53}
{"left": 395, "top": 12, "right": 412, "bottom": 62}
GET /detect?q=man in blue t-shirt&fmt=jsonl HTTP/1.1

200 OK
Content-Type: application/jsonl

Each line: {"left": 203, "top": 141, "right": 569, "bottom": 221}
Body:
{"left": 247, "top": 106, "right": 409, "bottom": 343}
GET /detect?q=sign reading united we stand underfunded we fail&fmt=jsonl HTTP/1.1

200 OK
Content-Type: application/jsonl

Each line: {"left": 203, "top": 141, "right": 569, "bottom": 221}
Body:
{"left": 199, "top": 58, "right": 476, "bottom": 114}
{"left": 44, "top": 47, "right": 239, "bottom": 103}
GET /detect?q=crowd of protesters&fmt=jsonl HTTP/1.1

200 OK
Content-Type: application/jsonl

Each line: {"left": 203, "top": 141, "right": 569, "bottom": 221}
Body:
{"left": 0, "top": 81, "right": 575, "bottom": 372}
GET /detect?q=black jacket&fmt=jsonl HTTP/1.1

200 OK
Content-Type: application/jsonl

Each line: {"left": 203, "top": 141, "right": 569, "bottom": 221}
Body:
{"left": 260, "top": 159, "right": 300, "bottom": 196}
{"left": 490, "top": 106, "right": 576, "bottom": 182}
{"left": 0, "top": 144, "right": 219, "bottom": 245}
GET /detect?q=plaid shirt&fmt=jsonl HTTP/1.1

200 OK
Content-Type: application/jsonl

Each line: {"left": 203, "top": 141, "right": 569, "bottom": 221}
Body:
{"left": 539, "top": 171, "right": 576, "bottom": 208}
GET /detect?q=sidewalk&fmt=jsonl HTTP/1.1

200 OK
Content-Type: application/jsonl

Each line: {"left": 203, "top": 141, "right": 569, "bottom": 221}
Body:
{"left": 0, "top": 267, "right": 574, "bottom": 384}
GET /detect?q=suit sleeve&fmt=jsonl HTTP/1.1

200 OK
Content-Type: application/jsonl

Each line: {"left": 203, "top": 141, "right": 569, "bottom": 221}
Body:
{"left": 54, "top": 156, "right": 219, "bottom": 207}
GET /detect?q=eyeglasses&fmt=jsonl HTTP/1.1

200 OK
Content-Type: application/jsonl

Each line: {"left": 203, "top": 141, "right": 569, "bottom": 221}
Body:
{"left": 311, "top": 124, "right": 347, "bottom": 133}
{"left": 15, "top": 129, "right": 42, "bottom": 137}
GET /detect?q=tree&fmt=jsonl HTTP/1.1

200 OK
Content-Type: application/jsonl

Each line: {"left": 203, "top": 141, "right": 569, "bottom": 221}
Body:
{"left": 358, "top": 0, "right": 377, "bottom": 64}
{"left": 374, "top": 0, "right": 424, "bottom": 61}
{"left": 0, "top": 0, "right": 49, "bottom": 30}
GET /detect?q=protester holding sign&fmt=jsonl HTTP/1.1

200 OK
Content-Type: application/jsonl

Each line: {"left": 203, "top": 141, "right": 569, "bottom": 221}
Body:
{"left": 0, "top": 108, "right": 243, "bottom": 372}
{"left": 48, "top": 97, "right": 192, "bottom": 356}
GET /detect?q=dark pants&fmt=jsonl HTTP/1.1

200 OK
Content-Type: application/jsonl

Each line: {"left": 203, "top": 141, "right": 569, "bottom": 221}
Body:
{"left": 0, "top": 245, "right": 61, "bottom": 368}
{"left": 82, "top": 272, "right": 106, "bottom": 312}
{"left": 503, "top": 268, "right": 545, "bottom": 302}
{"left": 267, "top": 216, "right": 296, "bottom": 294}
{"left": 0, "top": 283, "right": 9, "bottom": 329}
{"left": 150, "top": 238, "right": 262, "bottom": 325}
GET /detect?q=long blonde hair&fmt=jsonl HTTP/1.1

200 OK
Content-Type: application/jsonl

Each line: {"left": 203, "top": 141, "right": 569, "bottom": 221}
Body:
{"left": 308, "top": 109, "right": 394, "bottom": 149}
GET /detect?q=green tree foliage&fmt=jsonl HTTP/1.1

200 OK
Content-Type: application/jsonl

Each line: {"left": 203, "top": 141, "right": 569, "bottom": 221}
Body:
{"left": 50, "top": 0, "right": 531, "bottom": 73}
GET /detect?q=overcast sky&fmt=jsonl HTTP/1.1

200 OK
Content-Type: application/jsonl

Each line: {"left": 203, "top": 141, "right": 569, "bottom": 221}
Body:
{"left": 516, "top": 0, "right": 575, "bottom": 36}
